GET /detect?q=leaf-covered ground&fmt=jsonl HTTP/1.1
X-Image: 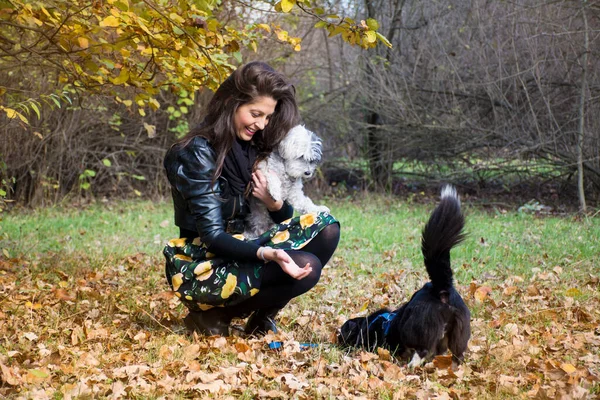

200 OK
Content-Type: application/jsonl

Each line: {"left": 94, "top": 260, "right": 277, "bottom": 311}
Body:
{"left": 0, "top": 198, "right": 599, "bottom": 399}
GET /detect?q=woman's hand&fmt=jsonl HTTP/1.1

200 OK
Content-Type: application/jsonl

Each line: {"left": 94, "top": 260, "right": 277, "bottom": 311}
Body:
{"left": 260, "top": 247, "right": 312, "bottom": 280}
{"left": 252, "top": 170, "right": 282, "bottom": 211}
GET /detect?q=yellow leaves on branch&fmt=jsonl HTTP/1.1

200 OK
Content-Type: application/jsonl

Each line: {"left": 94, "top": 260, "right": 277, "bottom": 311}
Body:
{"left": 274, "top": 0, "right": 390, "bottom": 49}
{"left": 0, "top": 106, "right": 29, "bottom": 124}
{"left": 315, "top": 17, "right": 392, "bottom": 49}
{"left": 276, "top": 0, "right": 297, "bottom": 13}
{"left": 1, "top": 0, "right": 390, "bottom": 124}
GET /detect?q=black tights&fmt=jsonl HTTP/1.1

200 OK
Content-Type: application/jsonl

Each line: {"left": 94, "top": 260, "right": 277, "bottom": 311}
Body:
{"left": 223, "top": 222, "right": 340, "bottom": 318}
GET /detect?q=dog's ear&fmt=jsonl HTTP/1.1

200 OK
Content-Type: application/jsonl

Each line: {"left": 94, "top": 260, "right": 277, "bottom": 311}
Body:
{"left": 309, "top": 131, "right": 323, "bottom": 163}
{"left": 278, "top": 125, "right": 312, "bottom": 160}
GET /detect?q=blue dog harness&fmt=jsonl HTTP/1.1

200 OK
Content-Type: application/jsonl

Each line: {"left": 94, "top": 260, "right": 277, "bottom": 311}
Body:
{"left": 367, "top": 312, "right": 396, "bottom": 338}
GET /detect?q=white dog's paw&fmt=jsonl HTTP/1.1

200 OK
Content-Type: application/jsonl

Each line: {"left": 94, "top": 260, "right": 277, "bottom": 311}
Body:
{"left": 407, "top": 353, "right": 424, "bottom": 369}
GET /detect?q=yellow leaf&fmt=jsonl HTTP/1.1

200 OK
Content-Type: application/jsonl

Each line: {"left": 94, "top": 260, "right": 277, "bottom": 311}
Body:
{"left": 99, "top": 16, "right": 120, "bottom": 27}
{"left": 560, "top": 363, "right": 577, "bottom": 374}
{"left": 375, "top": 32, "right": 393, "bottom": 48}
{"left": 77, "top": 37, "right": 89, "bottom": 49}
{"left": 276, "top": 29, "right": 288, "bottom": 41}
{"left": 148, "top": 98, "right": 160, "bottom": 110}
{"left": 256, "top": 23, "right": 271, "bottom": 33}
{"left": 279, "top": 0, "right": 295, "bottom": 13}
{"left": 16, "top": 111, "right": 29, "bottom": 124}
{"left": 366, "top": 18, "right": 379, "bottom": 31}
{"left": 169, "top": 13, "right": 185, "bottom": 24}
{"left": 358, "top": 300, "right": 369, "bottom": 312}
{"left": 112, "top": 68, "right": 129, "bottom": 85}
{"left": 3, "top": 107, "right": 16, "bottom": 119}
{"left": 138, "top": 108, "right": 146, "bottom": 116}
{"left": 364, "top": 30, "right": 377, "bottom": 43}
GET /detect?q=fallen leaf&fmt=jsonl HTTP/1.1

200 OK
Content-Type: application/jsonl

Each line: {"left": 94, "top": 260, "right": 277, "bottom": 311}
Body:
{"left": 560, "top": 363, "right": 577, "bottom": 375}
{"left": 433, "top": 355, "right": 453, "bottom": 369}
{"left": 24, "top": 332, "right": 39, "bottom": 341}
{"left": 54, "top": 288, "right": 76, "bottom": 301}
{"left": 0, "top": 362, "right": 20, "bottom": 385}
{"left": 474, "top": 286, "right": 492, "bottom": 303}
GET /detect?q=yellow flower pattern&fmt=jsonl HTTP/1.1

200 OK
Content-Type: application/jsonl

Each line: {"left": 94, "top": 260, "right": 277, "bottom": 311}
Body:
{"left": 168, "top": 238, "right": 187, "bottom": 248}
{"left": 196, "top": 269, "right": 214, "bottom": 282}
{"left": 193, "top": 261, "right": 212, "bottom": 276}
{"left": 300, "top": 213, "right": 316, "bottom": 228}
{"left": 171, "top": 273, "right": 184, "bottom": 291}
{"left": 220, "top": 273, "right": 237, "bottom": 299}
{"left": 174, "top": 254, "right": 192, "bottom": 262}
{"left": 163, "top": 211, "right": 337, "bottom": 310}
{"left": 271, "top": 230, "right": 290, "bottom": 244}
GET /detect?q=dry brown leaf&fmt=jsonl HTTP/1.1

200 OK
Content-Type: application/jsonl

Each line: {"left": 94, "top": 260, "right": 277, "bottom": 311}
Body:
{"left": 54, "top": 288, "right": 76, "bottom": 301}
{"left": 24, "top": 368, "right": 50, "bottom": 384}
{"left": 276, "top": 373, "right": 309, "bottom": 390}
{"left": 234, "top": 342, "right": 250, "bottom": 353}
{"left": 377, "top": 347, "right": 391, "bottom": 361}
{"left": 109, "top": 380, "right": 128, "bottom": 399}
{"left": 526, "top": 285, "right": 540, "bottom": 296}
{"left": 211, "top": 336, "right": 228, "bottom": 349}
{"left": 192, "top": 379, "right": 230, "bottom": 394}
{"left": 474, "top": 286, "right": 492, "bottom": 303}
{"left": 503, "top": 286, "right": 518, "bottom": 296}
{"left": 433, "top": 355, "right": 453, "bottom": 369}
{"left": 259, "top": 365, "right": 278, "bottom": 378}
{"left": 359, "top": 351, "right": 378, "bottom": 362}
{"left": 0, "top": 362, "right": 20, "bottom": 385}
{"left": 258, "top": 389, "right": 287, "bottom": 398}
{"left": 182, "top": 343, "right": 200, "bottom": 360}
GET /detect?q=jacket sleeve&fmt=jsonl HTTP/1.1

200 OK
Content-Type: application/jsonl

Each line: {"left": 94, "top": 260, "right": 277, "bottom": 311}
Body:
{"left": 172, "top": 141, "right": 260, "bottom": 261}
{"left": 269, "top": 201, "right": 294, "bottom": 223}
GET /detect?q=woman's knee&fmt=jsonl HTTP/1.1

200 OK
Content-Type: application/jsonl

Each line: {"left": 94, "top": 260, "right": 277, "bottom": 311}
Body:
{"left": 320, "top": 222, "right": 340, "bottom": 242}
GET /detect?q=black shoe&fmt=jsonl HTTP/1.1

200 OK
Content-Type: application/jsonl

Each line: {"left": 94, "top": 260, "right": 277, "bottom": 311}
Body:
{"left": 245, "top": 308, "right": 280, "bottom": 335}
{"left": 184, "top": 309, "right": 231, "bottom": 336}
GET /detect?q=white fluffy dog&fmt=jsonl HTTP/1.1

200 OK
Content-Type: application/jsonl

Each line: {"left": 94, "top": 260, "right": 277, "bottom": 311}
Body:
{"left": 244, "top": 125, "right": 330, "bottom": 239}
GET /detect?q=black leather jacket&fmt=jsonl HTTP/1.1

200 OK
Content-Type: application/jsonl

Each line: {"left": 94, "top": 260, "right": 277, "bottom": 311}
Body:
{"left": 164, "top": 136, "right": 259, "bottom": 260}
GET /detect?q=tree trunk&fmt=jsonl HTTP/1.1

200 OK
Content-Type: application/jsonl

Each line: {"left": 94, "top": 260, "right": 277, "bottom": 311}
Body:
{"left": 577, "top": 0, "right": 589, "bottom": 212}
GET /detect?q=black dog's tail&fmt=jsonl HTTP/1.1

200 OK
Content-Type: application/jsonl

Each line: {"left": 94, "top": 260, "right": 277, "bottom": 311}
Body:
{"left": 421, "top": 185, "right": 465, "bottom": 291}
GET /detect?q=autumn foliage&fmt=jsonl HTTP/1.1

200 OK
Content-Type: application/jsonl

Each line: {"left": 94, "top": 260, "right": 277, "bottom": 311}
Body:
{"left": 0, "top": 199, "right": 598, "bottom": 398}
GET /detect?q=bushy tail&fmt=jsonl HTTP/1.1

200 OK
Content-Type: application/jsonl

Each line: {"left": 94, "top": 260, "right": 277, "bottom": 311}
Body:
{"left": 421, "top": 185, "right": 465, "bottom": 290}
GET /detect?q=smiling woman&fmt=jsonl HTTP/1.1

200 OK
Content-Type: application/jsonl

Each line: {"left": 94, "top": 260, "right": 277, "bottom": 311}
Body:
{"left": 234, "top": 96, "right": 277, "bottom": 141}
{"left": 162, "top": 62, "right": 340, "bottom": 337}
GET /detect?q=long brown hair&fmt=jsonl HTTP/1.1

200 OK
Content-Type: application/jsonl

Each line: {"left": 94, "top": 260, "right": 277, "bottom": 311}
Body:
{"left": 176, "top": 62, "right": 299, "bottom": 179}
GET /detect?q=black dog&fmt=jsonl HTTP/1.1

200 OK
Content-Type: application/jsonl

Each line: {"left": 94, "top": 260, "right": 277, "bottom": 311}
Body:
{"left": 338, "top": 186, "right": 470, "bottom": 367}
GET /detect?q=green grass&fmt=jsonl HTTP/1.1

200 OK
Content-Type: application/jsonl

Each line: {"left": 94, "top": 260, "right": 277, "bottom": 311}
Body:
{"left": 0, "top": 194, "right": 598, "bottom": 398}
{"left": 1, "top": 200, "right": 175, "bottom": 257}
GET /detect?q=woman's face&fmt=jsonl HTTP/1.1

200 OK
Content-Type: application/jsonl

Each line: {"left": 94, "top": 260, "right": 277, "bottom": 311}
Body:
{"left": 234, "top": 96, "right": 277, "bottom": 141}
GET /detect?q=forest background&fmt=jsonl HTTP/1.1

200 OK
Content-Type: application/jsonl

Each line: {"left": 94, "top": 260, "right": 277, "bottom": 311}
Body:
{"left": 1, "top": 0, "right": 599, "bottom": 213}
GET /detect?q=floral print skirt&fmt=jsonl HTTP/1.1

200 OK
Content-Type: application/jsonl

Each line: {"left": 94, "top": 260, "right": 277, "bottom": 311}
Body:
{"left": 163, "top": 212, "right": 338, "bottom": 311}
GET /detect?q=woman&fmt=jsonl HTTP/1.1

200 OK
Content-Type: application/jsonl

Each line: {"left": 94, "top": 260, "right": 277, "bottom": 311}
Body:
{"left": 163, "top": 62, "right": 340, "bottom": 336}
